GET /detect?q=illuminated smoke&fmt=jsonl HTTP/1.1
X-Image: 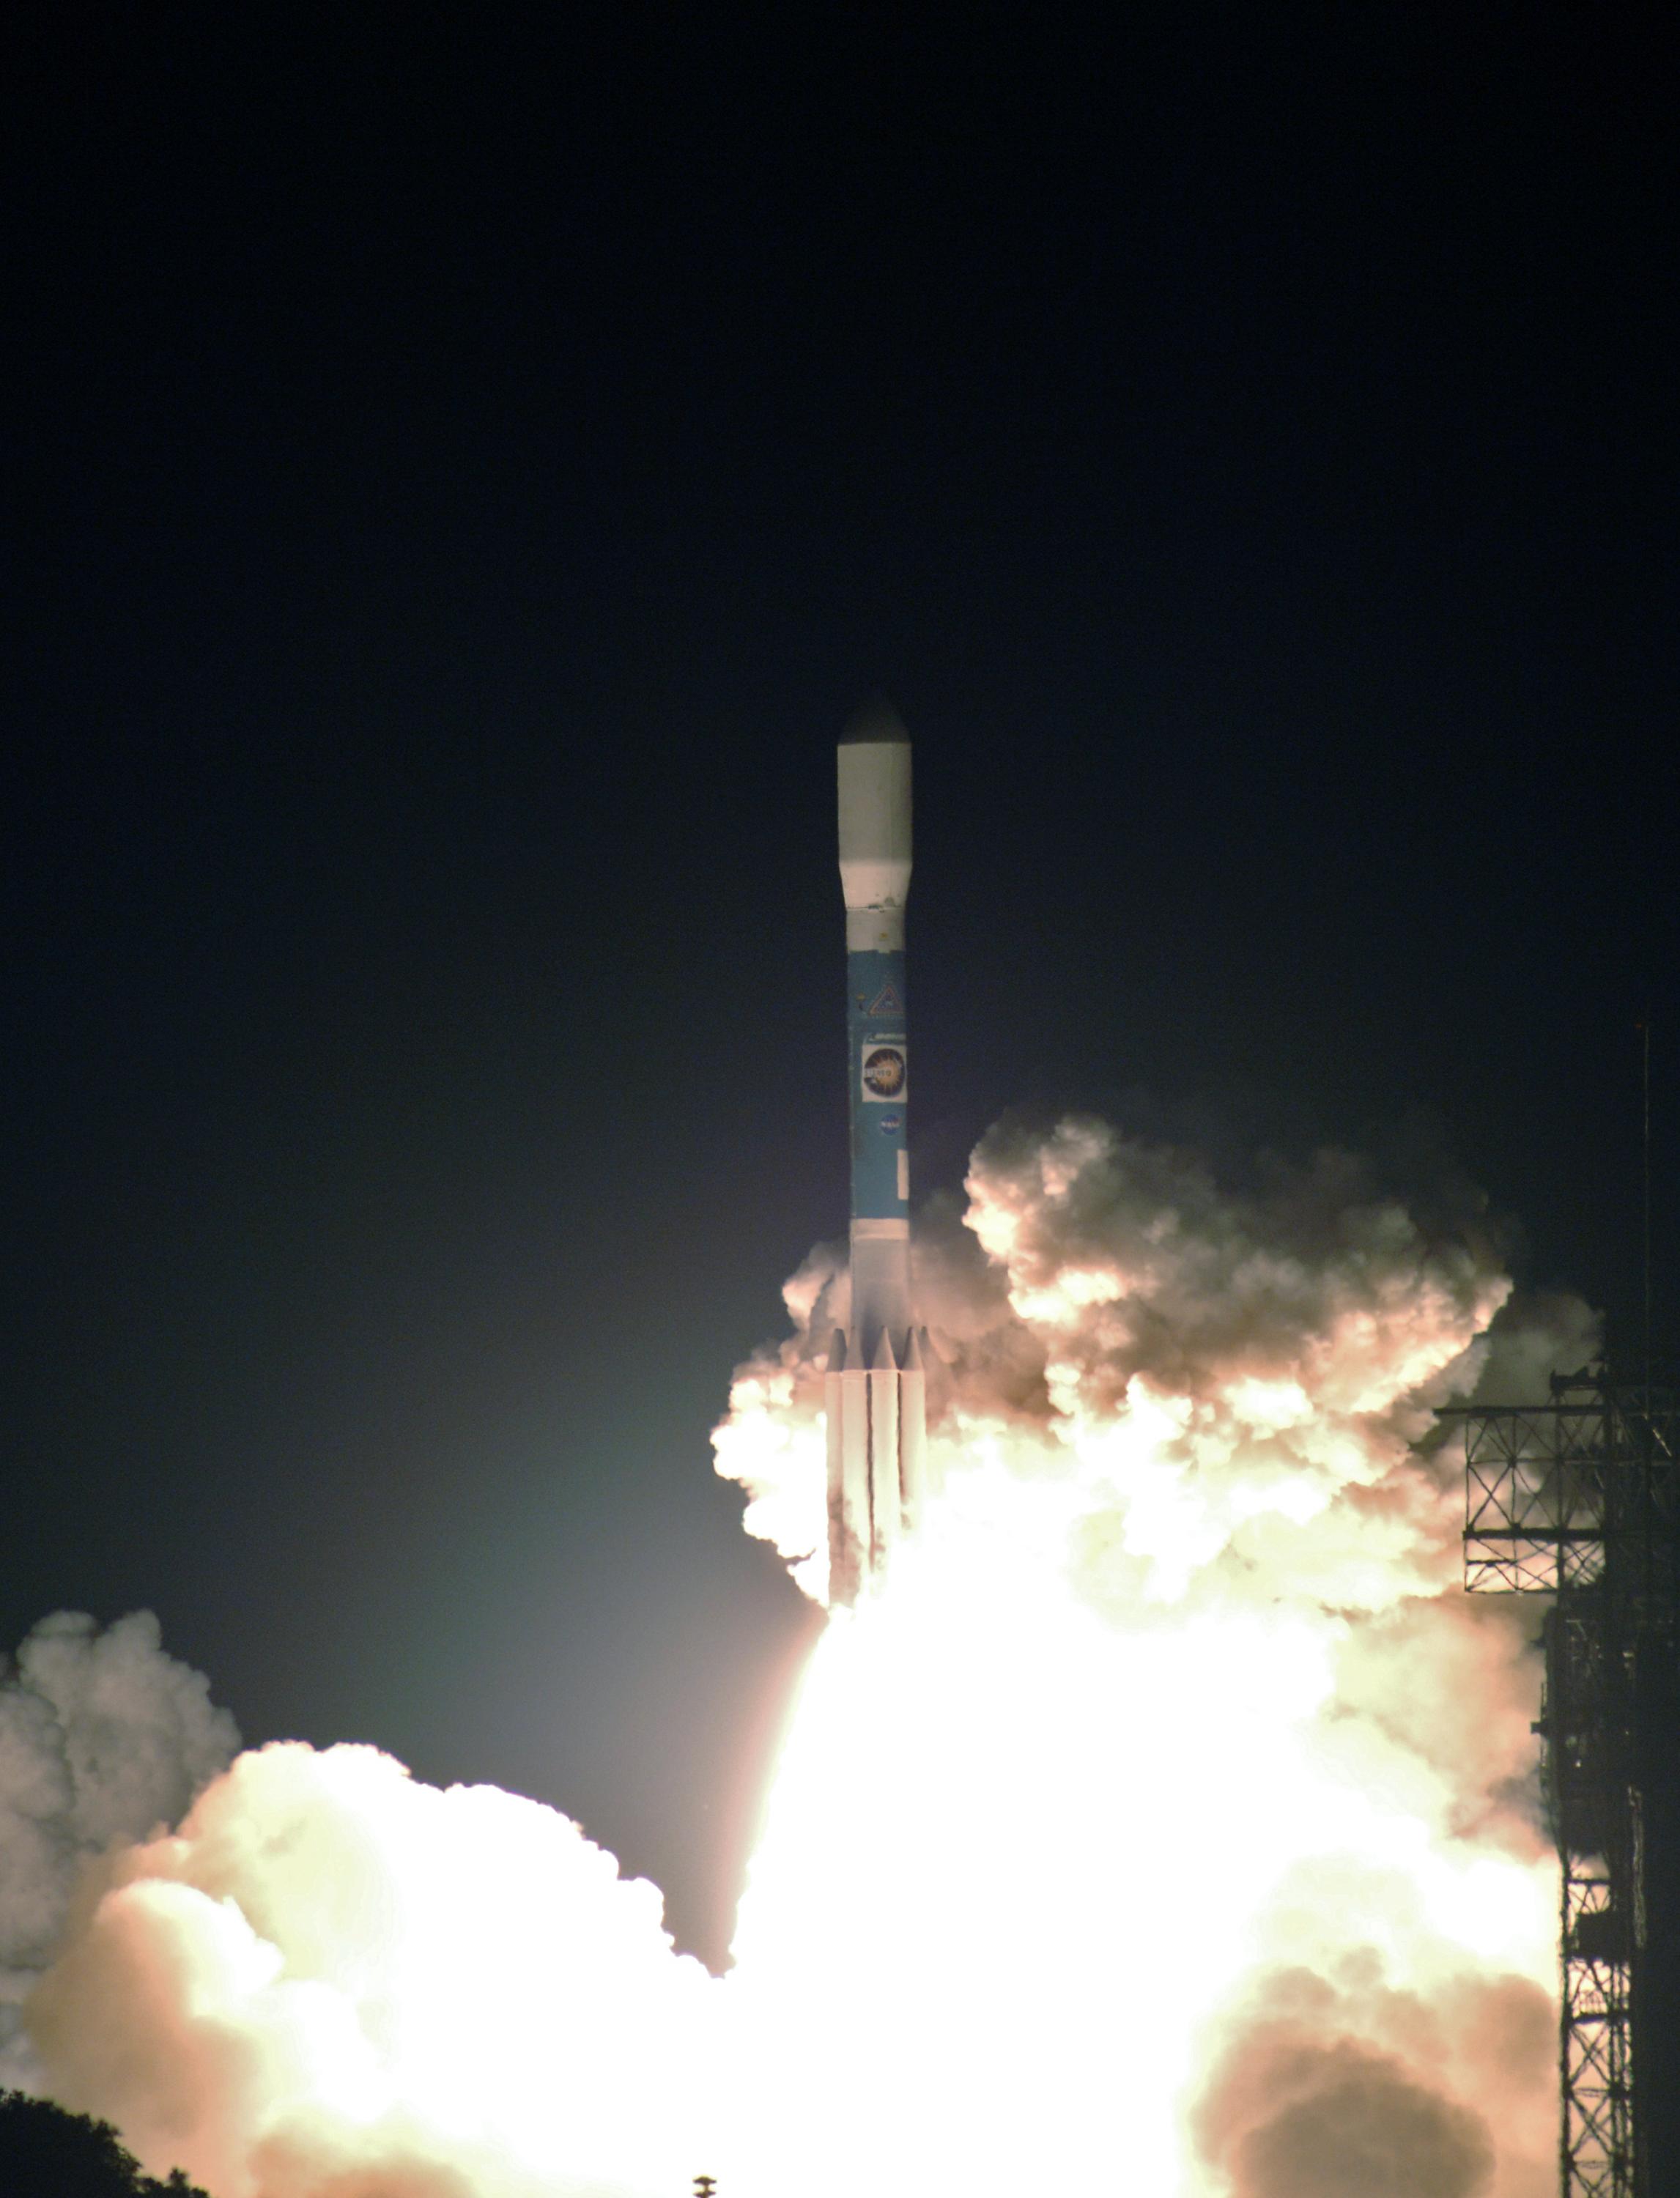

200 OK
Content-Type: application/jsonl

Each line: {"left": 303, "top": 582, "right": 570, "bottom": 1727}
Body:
{"left": 23, "top": 1117, "right": 1583, "bottom": 2194}
{"left": 1192, "top": 1964, "right": 1555, "bottom": 2198}
{"left": 708, "top": 1122, "right": 1569, "bottom": 2196}
{"left": 28, "top": 1743, "right": 721, "bottom": 2198}
{"left": 0, "top": 1611, "right": 238, "bottom": 2090}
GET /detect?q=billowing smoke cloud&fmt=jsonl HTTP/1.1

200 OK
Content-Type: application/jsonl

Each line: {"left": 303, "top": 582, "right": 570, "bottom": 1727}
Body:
{"left": 716, "top": 1116, "right": 1570, "bottom": 1617}
{"left": 0, "top": 1610, "right": 239, "bottom": 2087}
{"left": 1205, "top": 2031, "right": 1496, "bottom": 2197}
{"left": 28, "top": 1743, "right": 719, "bottom": 2198}
{"left": 961, "top": 1117, "right": 1504, "bottom": 1412}
{"left": 20, "top": 1114, "right": 1587, "bottom": 2195}
{"left": 1193, "top": 1963, "right": 1555, "bottom": 2197}
{"left": 710, "top": 1114, "right": 1578, "bottom": 2191}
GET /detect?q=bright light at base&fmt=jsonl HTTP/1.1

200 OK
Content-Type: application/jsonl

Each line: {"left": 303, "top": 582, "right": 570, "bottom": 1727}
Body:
{"left": 25, "top": 1116, "right": 1562, "bottom": 2198}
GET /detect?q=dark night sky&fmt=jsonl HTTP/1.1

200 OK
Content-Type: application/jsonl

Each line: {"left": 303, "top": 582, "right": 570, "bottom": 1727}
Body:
{"left": 4, "top": 5, "right": 1676, "bottom": 1961}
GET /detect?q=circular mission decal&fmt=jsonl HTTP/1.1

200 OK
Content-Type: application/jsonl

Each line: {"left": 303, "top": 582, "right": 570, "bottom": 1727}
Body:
{"left": 862, "top": 1046, "right": 906, "bottom": 1099}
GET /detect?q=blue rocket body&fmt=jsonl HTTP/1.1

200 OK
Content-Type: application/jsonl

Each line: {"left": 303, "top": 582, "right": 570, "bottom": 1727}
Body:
{"left": 826, "top": 713, "right": 930, "bottom": 1605}
{"left": 847, "top": 947, "right": 909, "bottom": 1224}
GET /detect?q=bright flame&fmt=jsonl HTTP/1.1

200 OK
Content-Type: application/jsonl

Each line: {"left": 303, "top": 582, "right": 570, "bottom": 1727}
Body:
{"left": 23, "top": 1117, "right": 1568, "bottom": 2197}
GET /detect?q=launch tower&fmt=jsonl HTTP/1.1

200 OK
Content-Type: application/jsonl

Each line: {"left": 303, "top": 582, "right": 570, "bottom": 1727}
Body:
{"left": 1449, "top": 1369, "right": 1680, "bottom": 2198}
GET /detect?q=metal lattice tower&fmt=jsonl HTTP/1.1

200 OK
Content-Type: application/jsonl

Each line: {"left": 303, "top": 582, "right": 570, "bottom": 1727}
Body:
{"left": 1448, "top": 1369, "right": 1680, "bottom": 2198}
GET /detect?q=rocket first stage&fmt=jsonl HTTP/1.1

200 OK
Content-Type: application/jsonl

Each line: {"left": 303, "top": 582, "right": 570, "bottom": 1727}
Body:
{"left": 826, "top": 706, "right": 934, "bottom": 1605}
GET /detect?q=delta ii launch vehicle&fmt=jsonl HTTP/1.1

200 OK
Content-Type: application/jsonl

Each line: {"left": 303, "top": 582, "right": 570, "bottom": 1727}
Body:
{"left": 826, "top": 705, "right": 933, "bottom": 1605}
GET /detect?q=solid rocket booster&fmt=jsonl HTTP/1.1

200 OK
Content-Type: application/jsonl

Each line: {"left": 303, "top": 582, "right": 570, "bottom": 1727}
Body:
{"left": 825, "top": 705, "right": 932, "bottom": 1605}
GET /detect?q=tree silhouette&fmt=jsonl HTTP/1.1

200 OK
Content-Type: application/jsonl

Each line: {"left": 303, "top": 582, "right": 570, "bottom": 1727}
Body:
{"left": 0, "top": 2091, "right": 209, "bottom": 2197}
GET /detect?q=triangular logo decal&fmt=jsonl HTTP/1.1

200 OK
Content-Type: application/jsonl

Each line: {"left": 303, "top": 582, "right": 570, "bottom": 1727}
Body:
{"left": 867, "top": 983, "right": 903, "bottom": 1015}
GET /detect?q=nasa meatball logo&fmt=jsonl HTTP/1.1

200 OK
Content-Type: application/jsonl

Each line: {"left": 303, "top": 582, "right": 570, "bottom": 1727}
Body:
{"left": 877, "top": 1111, "right": 903, "bottom": 1133}
{"left": 862, "top": 1046, "right": 906, "bottom": 1100}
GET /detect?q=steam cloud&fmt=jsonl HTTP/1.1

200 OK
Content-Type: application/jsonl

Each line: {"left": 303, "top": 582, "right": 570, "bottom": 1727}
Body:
{"left": 0, "top": 1610, "right": 239, "bottom": 2087}
{"left": 1193, "top": 1964, "right": 1555, "bottom": 2198}
{"left": 28, "top": 1743, "right": 719, "bottom": 2198}
{"left": 712, "top": 1116, "right": 1569, "bottom": 2195}
{"left": 13, "top": 1115, "right": 1583, "bottom": 2194}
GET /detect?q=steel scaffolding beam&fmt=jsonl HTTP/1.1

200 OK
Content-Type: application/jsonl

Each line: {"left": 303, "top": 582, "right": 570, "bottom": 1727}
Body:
{"left": 1447, "top": 1372, "right": 1680, "bottom": 2198}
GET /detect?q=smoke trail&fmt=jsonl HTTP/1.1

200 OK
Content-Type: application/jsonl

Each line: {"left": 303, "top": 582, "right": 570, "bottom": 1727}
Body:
{"left": 0, "top": 1611, "right": 239, "bottom": 2088}
{"left": 20, "top": 1117, "right": 1583, "bottom": 2194}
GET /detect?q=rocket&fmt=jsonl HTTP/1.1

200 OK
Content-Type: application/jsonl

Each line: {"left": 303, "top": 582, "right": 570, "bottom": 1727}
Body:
{"left": 826, "top": 704, "right": 933, "bottom": 1605}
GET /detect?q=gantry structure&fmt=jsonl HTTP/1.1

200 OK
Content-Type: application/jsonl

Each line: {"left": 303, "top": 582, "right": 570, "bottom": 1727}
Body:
{"left": 1447, "top": 1368, "right": 1680, "bottom": 2198}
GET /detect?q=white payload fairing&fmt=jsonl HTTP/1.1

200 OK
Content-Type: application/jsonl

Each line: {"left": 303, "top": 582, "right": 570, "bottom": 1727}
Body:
{"left": 825, "top": 706, "right": 935, "bottom": 1605}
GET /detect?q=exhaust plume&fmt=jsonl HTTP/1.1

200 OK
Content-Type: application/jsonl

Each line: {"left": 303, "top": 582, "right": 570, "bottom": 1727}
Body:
{"left": 21, "top": 1116, "right": 1583, "bottom": 2194}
